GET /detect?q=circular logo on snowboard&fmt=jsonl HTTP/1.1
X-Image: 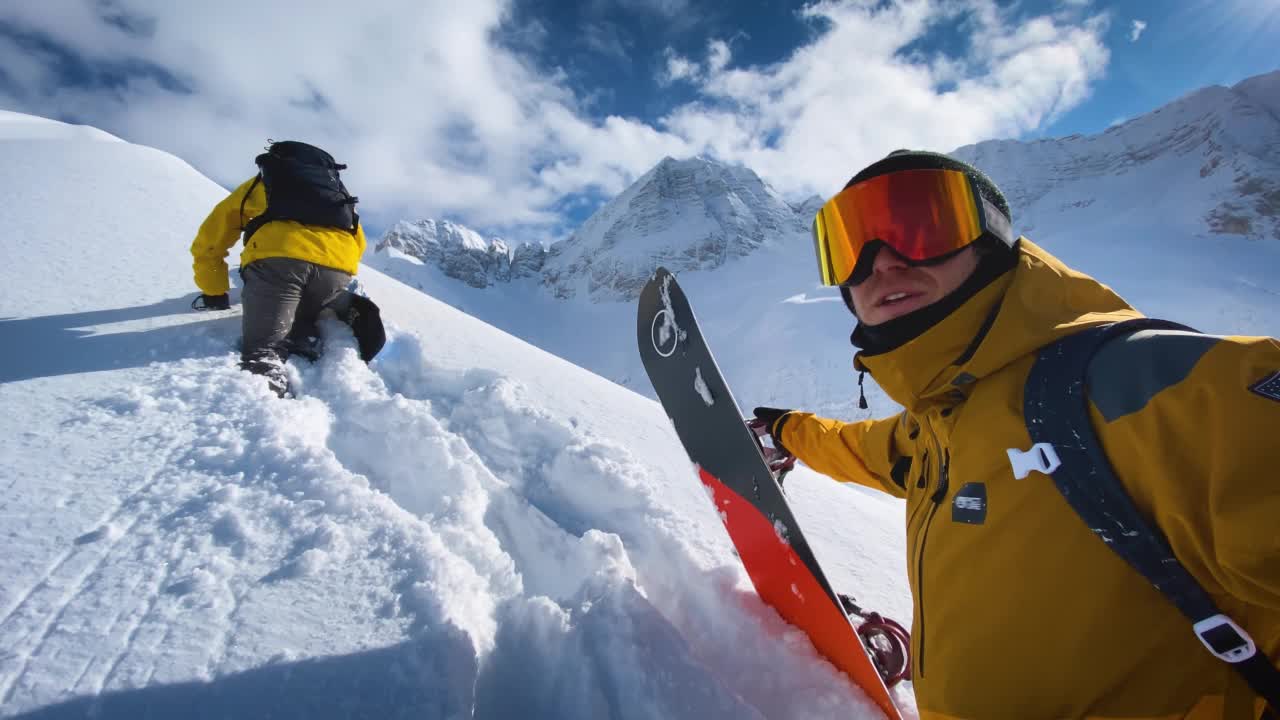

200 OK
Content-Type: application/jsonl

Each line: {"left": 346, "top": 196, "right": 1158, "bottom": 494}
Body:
{"left": 651, "top": 310, "right": 678, "bottom": 358}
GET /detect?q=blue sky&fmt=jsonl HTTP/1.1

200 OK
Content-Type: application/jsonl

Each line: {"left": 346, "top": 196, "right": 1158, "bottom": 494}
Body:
{"left": 1, "top": 1, "right": 1276, "bottom": 242}
{"left": 499, "top": 0, "right": 1279, "bottom": 138}
{"left": 1044, "top": 0, "right": 1280, "bottom": 135}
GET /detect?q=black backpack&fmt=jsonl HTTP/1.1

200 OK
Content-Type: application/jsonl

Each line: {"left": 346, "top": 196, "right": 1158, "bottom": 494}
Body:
{"left": 1023, "top": 319, "right": 1279, "bottom": 713}
{"left": 240, "top": 140, "right": 359, "bottom": 241}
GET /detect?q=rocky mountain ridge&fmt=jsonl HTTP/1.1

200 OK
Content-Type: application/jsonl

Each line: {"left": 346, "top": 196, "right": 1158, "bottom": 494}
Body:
{"left": 376, "top": 156, "right": 815, "bottom": 301}
{"left": 375, "top": 218, "right": 546, "bottom": 289}
{"left": 954, "top": 70, "right": 1280, "bottom": 241}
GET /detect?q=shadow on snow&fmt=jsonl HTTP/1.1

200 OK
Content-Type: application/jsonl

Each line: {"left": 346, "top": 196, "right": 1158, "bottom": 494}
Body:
{"left": 8, "top": 632, "right": 479, "bottom": 720}
{"left": 0, "top": 292, "right": 240, "bottom": 383}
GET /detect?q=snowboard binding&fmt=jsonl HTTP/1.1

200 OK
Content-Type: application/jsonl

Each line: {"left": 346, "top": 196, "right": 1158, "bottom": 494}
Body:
{"left": 840, "top": 593, "right": 912, "bottom": 687}
{"left": 746, "top": 417, "right": 797, "bottom": 483}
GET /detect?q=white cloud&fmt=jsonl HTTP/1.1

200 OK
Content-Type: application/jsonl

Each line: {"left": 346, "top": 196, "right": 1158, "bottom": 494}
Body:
{"left": 660, "top": 49, "right": 700, "bottom": 85}
{"left": 663, "top": 0, "right": 1110, "bottom": 198}
{"left": 707, "top": 39, "right": 732, "bottom": 73}
{"left": 0, "top": 0, "right": 658, "bottom": 235}
{"left": 1129, "top": 19, "right": 1148, "bottom": 42}
{"left": 659, "top": 39, "right": 732, "bottom": 87}
{"left": 0, "top": 0, "right": 1110, "bottom": 241}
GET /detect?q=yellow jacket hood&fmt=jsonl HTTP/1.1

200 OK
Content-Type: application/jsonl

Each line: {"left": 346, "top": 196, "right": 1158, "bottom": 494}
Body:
{"left": 857, "top": 238, "right": 1143, "bottom": 411}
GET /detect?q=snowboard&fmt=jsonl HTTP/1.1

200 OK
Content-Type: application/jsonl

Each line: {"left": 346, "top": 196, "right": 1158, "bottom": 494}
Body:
{"left": 636, "top": 267, "right": 901, "bottom": 720}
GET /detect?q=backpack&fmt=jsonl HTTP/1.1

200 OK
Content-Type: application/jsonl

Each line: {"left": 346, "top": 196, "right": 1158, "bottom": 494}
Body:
{"left": 240, "top": 140, "right": 359, "bottom": 241}
{"left": 1020, "top": 318, "right": 1279, "bottom": 712}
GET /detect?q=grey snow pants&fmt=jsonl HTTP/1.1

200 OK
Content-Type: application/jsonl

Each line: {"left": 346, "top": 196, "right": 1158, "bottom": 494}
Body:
{"left": 239, "top": 257, "right": 352, "bottom": 379}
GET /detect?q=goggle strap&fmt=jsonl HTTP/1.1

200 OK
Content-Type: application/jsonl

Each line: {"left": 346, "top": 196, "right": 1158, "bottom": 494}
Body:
{"left": 813, "top": 213, "right": 839, "bottom": 286}
{"left": 978, "top": 194, "right": 1014, "bottom": 248}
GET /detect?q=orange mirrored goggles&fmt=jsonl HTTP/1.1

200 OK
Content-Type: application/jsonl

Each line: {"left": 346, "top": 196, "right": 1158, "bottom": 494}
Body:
{"left": 812, "top": 168, "right": 1014, "bottom": 286}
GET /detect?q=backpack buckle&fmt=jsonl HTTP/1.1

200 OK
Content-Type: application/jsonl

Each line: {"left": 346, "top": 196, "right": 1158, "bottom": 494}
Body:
{"left": 1193, "top": 614, "right": 1257, "bottom": 663}
{"left": 1007, "top": 443, "right": 1061, "bottom": 479}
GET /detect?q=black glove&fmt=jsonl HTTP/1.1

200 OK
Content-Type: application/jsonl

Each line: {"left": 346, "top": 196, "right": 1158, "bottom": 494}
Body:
{"left": 192, "top": 293, "right": 231, "bottom": 311}
{"left": 752, "top": 406, "right": 794, "bottom": 456}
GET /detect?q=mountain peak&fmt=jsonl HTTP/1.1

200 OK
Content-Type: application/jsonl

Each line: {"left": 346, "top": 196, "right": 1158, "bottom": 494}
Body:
{"left": 1232, "top": 69, "right": 1280, "bottom": 124}
{"left": 537, "top": 155, "right": 808, "bottom": 301}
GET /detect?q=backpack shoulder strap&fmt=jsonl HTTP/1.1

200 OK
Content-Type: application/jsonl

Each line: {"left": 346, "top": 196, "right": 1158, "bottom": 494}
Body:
{"left": 239, "top": 174, "right": 271, "bottom": 240}
{"left": 1024, "top": 318, "right": 1280, "bottom": 711}
{"left": 239, "top": 174, "right": 263, "bottom": 233}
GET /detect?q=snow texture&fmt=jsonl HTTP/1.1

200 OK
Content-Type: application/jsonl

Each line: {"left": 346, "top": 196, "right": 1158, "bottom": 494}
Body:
{"left": 0, "top": 113, "right": 913, "bottom": 718}
{"left": 774, "top": 520, "right": 791, "bottom": 546}
{"left": 693, "top": 367, "right": 714, "bottom": 406}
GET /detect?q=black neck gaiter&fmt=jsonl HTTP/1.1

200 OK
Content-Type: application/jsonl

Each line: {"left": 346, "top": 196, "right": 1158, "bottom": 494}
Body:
{"left": 850, "top": 248, "right": 1019, "bottom": 356}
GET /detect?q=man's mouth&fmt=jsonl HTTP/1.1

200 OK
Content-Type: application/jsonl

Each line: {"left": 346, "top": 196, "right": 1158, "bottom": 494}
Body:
{"left": 877, "top": 291, "right": 921, "bottom": 307}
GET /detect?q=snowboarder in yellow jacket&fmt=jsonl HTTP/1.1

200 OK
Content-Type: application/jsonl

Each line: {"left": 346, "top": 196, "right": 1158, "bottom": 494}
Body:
{"left": 754, "top": 150, "right": 1280, "bottom": 719}
{"left": 189, "top": 141, "right": 367, "bottom": 396}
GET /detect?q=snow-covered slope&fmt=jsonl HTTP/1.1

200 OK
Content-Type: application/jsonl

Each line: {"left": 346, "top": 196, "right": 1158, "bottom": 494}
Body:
{"left": 0, "top": 114, "right": 910, "bottom": 718}
{"left": 370, "top": 70, "right": 1280, "bottom": 420}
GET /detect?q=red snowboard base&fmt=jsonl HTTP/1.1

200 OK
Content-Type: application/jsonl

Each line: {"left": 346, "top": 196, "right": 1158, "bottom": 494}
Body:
{"left": 700, "top": 467, "right": 902, "bottom": 720}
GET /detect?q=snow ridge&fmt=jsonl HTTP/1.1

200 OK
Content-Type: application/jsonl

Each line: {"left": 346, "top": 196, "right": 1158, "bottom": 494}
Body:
{"left": 954, "top": 71, "right": 1280, "bottom": 241}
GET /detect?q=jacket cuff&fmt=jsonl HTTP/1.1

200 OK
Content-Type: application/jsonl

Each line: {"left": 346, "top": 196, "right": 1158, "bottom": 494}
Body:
{"left": 772, "top": 412, "right": 793, "bottom": 457}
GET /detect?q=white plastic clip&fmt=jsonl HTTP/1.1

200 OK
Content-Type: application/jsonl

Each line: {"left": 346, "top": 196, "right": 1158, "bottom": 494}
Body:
{"left": 1007, "top": 443, "right": 1062, "bottom": 480}
{"left": 1193, "top": 614, "right": 1257, "bottom": 663}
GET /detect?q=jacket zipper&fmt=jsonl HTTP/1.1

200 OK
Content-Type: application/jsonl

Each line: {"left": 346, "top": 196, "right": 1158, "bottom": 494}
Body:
{"left": 914, "top": 445, "right": 950, "bottom": 679}
{"left": 906, "top": 449, "right": 930, "bottom": 528}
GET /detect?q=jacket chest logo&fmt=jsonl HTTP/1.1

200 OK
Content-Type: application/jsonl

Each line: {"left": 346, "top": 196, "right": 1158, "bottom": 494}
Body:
{"left": 951, "top": 482, "right": 988, "bottom": 525}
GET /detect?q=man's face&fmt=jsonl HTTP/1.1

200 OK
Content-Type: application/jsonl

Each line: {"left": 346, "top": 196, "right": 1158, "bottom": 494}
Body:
{"left": 849, "top": 245, "right": 981, "bottom": 325}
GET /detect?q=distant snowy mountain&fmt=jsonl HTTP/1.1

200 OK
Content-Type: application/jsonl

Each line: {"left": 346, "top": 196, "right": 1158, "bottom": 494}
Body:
{"left": 0, "top": 112, "right": 911, "bottom": 718}
{"left": 538, "top": 156, "right": 810, "bottom": 301}
{"left": 374, "top": 156, "right": 809, "bottom": 302}
{"left": 792, "top": 194, "right": 827, "bottom": 224}
{"left": 955, "top": 70, "right": 1280, "bottom": 242}
{"left": 375, "top": 219, "right": 545, "bottom": 289}
{"left": 368, "top": 69, "right": 1280, "bottom": 418}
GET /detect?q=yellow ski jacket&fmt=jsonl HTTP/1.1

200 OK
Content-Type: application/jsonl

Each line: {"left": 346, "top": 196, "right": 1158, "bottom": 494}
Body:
{"left": 780, "top": 239, "right": 1280, "bottom": 719}
{"left": 190, "top": 176, "right": 367, "bottom": 295}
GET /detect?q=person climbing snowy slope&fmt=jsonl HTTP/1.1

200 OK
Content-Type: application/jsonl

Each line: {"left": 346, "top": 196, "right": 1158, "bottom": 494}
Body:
{"left": 189, "top": 140, "right": 370, "bottom": 396}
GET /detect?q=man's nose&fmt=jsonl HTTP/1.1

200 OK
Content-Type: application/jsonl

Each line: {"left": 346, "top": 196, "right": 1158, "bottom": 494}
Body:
{"left": 871, "top": 246, "right": 910, "bottom": 274}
